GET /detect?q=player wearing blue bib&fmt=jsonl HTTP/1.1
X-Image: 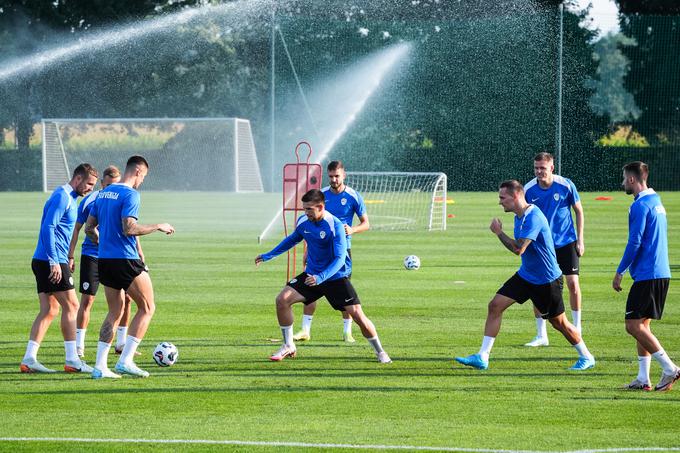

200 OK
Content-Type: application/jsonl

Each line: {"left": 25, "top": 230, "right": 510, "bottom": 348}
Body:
{"left": 85, "top": 156, "right": 175, "bottom": 379}
{"left": 613, "top": 162, "right": 679, "bottom": 392}
{"left": 293, "top": 161, "right": 370, "bottom": 343}
{"left": 523, "top": 152, "right": 585, "bottom": 347}
{"left": 256, "top": 189, "right": 391, "bottom": 364}
{"left": 21, "top": 164, "right": 98, "bottom": 374}
{"left": 67, "top": 165, "right": 143, "bottom": 358}
{"left": 455, "top": 180, "right": 595, "bottom": 371}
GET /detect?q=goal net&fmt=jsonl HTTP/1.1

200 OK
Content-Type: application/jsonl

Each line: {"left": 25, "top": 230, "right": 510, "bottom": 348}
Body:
{"left": 41, "top": 117, "right": 263, "bottom": 192}
{"left": 344, "top": 172, "right": 448, "bottom": 231}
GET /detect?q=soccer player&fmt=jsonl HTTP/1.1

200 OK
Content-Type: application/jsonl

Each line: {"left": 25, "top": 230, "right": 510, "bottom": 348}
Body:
{"left": 67, "top": 165, "right": 143, "bottom": 358}
{"left": 523, "top": 152, "right": 585, "bottom": 347}
{"left": 293, "top": 160, "right": 369, "bottom": 343}
{"left": 85, "top": 156, "right": 174, "bottom": 379}
{"left": 256, "top": 189, "right": 391, "bottom": 364}
{"left": 614, "top": 162, "right": 679, "bottom": 392}
{"left": 21, "top": 164, "right": 98, "bottom": 374}
{"left": 455, "top": 180, "right": 595, "bottom": 371}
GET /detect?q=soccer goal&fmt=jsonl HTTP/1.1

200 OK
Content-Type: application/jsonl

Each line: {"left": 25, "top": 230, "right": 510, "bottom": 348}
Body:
{"left": 41, "top": 117, "right": 263, "bottom": 192}
{"left": 344, "top": 172, "right": 448, "bottom": 231}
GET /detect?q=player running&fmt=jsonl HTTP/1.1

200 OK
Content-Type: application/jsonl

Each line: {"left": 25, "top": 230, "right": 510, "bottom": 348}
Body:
{"left": 293, "top": 160, "right": 369, "bottom": 343}
{"left": 21, "top": 164, "right": 98, "bottom": 374}
{"left": 614, "top": 162, "right": 679, "bottom": 392}
{"left": 523, "top": 152, "right": 585, "bottom": 347}
{"left": 256, "top": 189, "right": 391, "bottom": 363}
{"left": 85, "top": 156, "right": 174, "bottom": 379}
{"left": 67, "top": 165, "right": 143, "bottom": 358}
{"left": 455, "top": 180, "right": 595, "bottom": 371}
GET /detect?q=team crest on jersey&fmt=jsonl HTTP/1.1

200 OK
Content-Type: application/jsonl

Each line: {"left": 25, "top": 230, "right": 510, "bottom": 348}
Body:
{"left": 553, "top": 193, "right": 560, "bottom": 201}
{"left": 83, "top": 282, "right": 90, "bottom": 290}
{"left": 341, "top": 198, "right": 347, "bottom": 206}
{"left": 320, "top": 231, "right": 326, "bottom": 239}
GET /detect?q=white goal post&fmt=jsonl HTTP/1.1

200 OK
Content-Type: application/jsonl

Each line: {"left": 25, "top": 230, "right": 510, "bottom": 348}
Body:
{"left": 41, "top": 117, "right": 263, "bottom": 193}
{"left": 344, "top": 172, "right": 448, "bottom": 231}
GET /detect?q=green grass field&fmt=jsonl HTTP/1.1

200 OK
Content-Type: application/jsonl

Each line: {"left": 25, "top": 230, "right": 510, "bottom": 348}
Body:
{"left": 1, "top": 191, "right": 679, "bottom": 452}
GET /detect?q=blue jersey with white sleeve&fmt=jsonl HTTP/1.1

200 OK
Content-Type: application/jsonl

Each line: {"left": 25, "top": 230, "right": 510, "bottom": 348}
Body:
{"left": 89, "top": 183, "right": 140, "bottom": 259}
{"left": 616, "top": 189, "right": 671, "bottom": 281}
{"left": 514, "top": 205, "right": 562, "bottom": 285}
{"left": 33, "top": 184, "right": 79, "bottom": 265}
{"left": 77, "top": 190, "right": 100, "bottom": 258}
{"left": 322, "top": 186, "right": 366, "bottom": 249}
{"left": 524, "top": 175, "right": 580, "bottom": 248}
{"left": 260, "top": 211, "right": 349, "bottom": 284}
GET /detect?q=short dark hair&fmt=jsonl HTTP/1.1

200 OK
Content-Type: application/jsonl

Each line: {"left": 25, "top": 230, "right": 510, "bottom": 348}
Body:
{"left": 126, "top": 155, "right": 149, "bottom": 172}
{"left": 301, "top": 189, "right": 325, "bottom": 204}
{"left": 534, "top": 152, "right": 554, "bottom": 163}
{"left": 499, "top": 179, "right": 524, "bottom": 195}
{"left": 623, "top": 161, "right": 648, "bottom": 183}
{"left": 72, "top": 163, "right": 98, "bottom": 180}
{"left": 327, "top": 160, "right": 345, "bottom": 172}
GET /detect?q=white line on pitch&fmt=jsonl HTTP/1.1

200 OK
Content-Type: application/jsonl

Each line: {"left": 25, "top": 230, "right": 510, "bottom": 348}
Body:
{"left": 0, "top": 437, "right": 678, "bottom": 453}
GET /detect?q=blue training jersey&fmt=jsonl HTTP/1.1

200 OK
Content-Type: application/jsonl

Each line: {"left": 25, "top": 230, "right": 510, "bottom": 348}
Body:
{"left": 616, "top": 189, "right": 671, "bottom": 281}
{"left": 77, "top": 190, "right": 100, "bottom": 258}
{"left": 33, "top": 184, "right": 80, "bottom": 265}
{"left": 524, "top": 175, "right": 580, "bottom": 248}
{"left": 261, "top": 211, "right": 349, "bottom": 284}
{"left": 514, "top": 205, "right": 562, "bottom": 285}
{"left": 89, "top": 183, "right": 140, "bottom": 259}
{"left": 322, "top": 185, "right": 366, "bottom": 250}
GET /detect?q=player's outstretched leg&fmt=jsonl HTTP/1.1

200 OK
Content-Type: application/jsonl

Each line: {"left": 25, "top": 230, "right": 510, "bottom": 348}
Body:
{"left": 114, "top": 273, "right": 154, "bottom": 378}
{"left": 271, "top": 287, "right": 302, "bottom": 361}
{"left": 345, "top": 305, "right": 390, "bottom": 363}
{"left": 548, "top": 314, "right": 595, "bottom": 370}
{"left": 455, "top": 294, "right": 514, "bottom": 370}
{"left": 92, "top": 286, "right": 125, "bottom": 379}
{"left": 625, "top": 319, "right": 680, "bottom": 392}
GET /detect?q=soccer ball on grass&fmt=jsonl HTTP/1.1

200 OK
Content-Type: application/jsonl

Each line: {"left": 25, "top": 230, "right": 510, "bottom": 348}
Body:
{"left": 153, "top": 342, "right": 178, "bottom": 367}
{"left": 403, "top": 255, "right": 421, "bottom": 270}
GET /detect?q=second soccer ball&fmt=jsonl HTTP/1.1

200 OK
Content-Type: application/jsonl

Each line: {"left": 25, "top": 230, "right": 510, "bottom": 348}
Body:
{"left": 153, "top": 342, "right": 179, "bottom": 367}
{"left": 403, "top": 255, "right": 421, "bottom": 270}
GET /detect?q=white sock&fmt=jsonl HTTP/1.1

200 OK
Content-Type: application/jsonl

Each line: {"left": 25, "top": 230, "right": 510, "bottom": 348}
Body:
{"left": 367, "top": 336, "right": 384, "bottom": 354}
{"left": 116, "top": 326, "right": 128, "bottom": 348}
{"left": 573, "top": 341, "right": 593, "bottom": 360}
{"left": 652, "top": 349, "right": 678, "bottom": 374}
{"left": 76, "top": 328, "right": 86, "bottom": 351}
{"left": 281, "top": 325, "right": 294, "bottom": 347}
{"left": 95, "top": 341, "right": 112, "bottom": 370}
{"left": 64, "top": 340, "right": 79, "bottom": 362}
{"left": 637, "top": 355, "right": 651, "bottom": 383}
{"left": 301, "top": 315, "right": 313, "bottom": 334}
{"left": 571, "top": 310, "right": 582, "bottom": 333}
{"left": 343, "top": 318, "right": 352, "bottom": 334}
{"left": 118, "top": 335, "right": 141, "bottom": 365}
{"left": 479, "top": 336, "right": 495, "bottom": 361}
{"left": 536, "top": 317, "right": 547, "bottom": 339}
{"left": 23, "top": 340, "right": 40, "bottom": 363}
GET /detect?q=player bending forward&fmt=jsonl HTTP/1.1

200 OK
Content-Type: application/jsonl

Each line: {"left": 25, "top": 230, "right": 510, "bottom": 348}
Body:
{"left": 256, "top": 189, "right": 391, "bottom": 363}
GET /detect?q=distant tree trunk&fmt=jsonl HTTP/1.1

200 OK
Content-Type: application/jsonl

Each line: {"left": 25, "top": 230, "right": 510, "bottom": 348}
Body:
{"left": 15, "top": 82, "right": 32, "bottom": 152}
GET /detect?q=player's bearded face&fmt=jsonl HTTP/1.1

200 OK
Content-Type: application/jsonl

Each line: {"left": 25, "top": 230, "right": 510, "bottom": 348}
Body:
{"left": 76, "top": 175, "right": 98, "bottom": 196}
{"left": 328, "top": 170, "right": 345, "bottom": 189}
{"left": 498, "top": 188, "right": 515, "bottom": 212}
{"left": 303, "top": 202, "right": 324, "bottom": 221}
{"left": 622, "top": 172, "right": 634, "bottom": 194}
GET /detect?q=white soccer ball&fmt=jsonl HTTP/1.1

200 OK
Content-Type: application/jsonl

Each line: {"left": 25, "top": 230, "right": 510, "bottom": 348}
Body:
{"left": 403, "top": 255, "right": 421, "bottom": 270}
{"left": 153, "top": 342, "right": 178, "bottom": 367}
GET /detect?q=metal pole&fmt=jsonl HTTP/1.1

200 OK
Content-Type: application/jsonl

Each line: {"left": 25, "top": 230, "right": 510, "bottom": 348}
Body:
{"left": 270, "top": 5, "right": 276, "bottom": 191}
{"left": 556, "top": 2, "right": 564, "bottom": 175}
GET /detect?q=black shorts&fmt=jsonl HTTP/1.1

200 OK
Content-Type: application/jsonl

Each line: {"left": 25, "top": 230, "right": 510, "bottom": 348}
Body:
{"left": 556, "top": 241, "right": 579, "bottom": 276}
{"left": 79, "top": 255, "right": 100, "bottom": 295}
{"left": 98, "top": 258, "right": 148, "bottom": 291}
{"left": 497, "top": 273, "right": 565, "bottom": 319}
{"left": 287, "top": 272, "right": 360, "bottom": 311}
{"left": 31, "top": 259, "right": 74, "bottom": 294}
{"left": 625, "top": 278, "right": 669, "bottom": 320}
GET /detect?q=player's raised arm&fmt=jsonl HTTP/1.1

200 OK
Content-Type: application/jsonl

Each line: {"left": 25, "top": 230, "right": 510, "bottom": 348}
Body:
{"left": 122, "top": 217, "right": 174, "bottom": 237}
